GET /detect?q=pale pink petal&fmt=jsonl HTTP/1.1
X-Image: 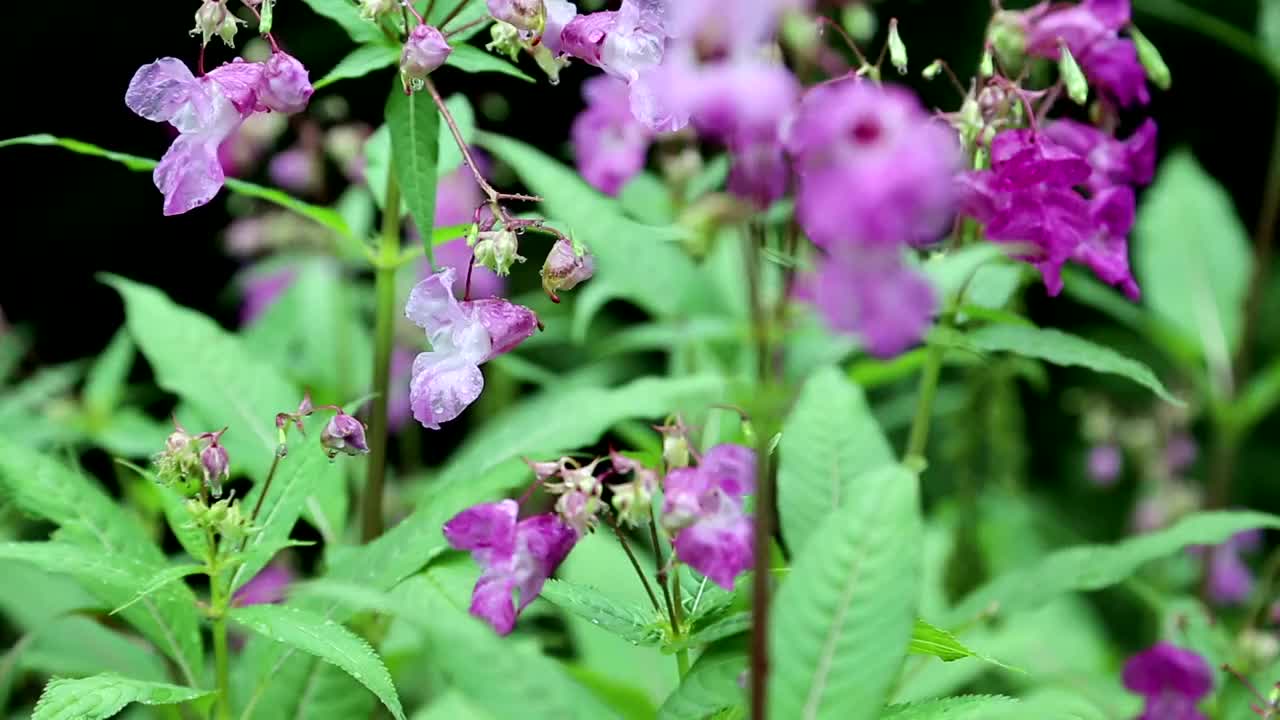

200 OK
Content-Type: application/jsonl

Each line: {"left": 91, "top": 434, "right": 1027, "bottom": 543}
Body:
{"left": 154, "top": 135, "right": 226, "bottom": 216}
{"left": 125, "top": 58, "right": 199, "bottom": 124}
{"left": 409, "top": 354, "right": 485, "bottom": 429}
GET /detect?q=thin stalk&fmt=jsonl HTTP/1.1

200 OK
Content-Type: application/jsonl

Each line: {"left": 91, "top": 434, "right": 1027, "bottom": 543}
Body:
{"left": 903, "top": 344, "right": 944, "bottom": 467}
{"left": 671, "top": 570, "right": 690, "bottom": 677}
{"left": 1238, "top": 114, "right": 1280, "bottom": 379}
{"left": 608, "top": 517, "right": 662, "bottom": 614}
{"left": 649, "top": 512, "right": 681, "bottom": 635}
{"left": 211, "top": 576, "right": 232, "bottom": 720}
{"left": 745, "top": 223, "right": 774, "bottom": 720}
{"left": 362, "top": 165, "right": 402, "bottom": 542}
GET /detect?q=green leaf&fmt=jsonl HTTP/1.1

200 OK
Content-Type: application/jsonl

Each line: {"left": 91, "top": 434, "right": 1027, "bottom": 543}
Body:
{"left": 110, "top": 564, "right": 207, "bottom": 615}
{"left": 907, "top": 620, "right": 1003, "bottom": 666}
{"left": 445, "top": 44, "right": 535, "bottom": 81}
{"left": 0, "top": 135, "right": 353, "bottom": 239}
{"left": 949, "top": 510, "right": 1280, "bottom": 624}
{"left": 298, "top": 0, "right": 385, "bottom": 42}
{"left": 154, "top": 483, "right": 210, "bottom": 563}
{"left": 1134, "top": 151, "right": 1253, "bottom": 358}
{"left": 475, "top": 133, "right": 697, "bottom": 338}
{"left": 17, "top": 616, "right": 169, "bottom": 683}
{"left": 229, "top": 604, "right": 406, "bottom": 720}
{"left": 83, "top": 329, "right": 134, "bottom": 414}
{"left": 386, "top": 82, "right": 441, "bottom": 260}
{"left": 32, "top": 674, "right": 210, "bottom": 720}
{"left": 413, "top": 692, "right": 494, "bottom": 720}
{"left": 665, "top": 613, "right": 751, "bottom": 653}
{"left": 656, "top": 647, "right": 746, "bottom": 720}
{"left": 540, "top": 579, "right": 663, "bottom": 645}
{"left": 366, "top": 94, "right": 473, "bottom": 211}
{"left": 777, "top": 367, "right": 893, "bottom": 553}
{"left": 966, "top": 324, "right": 1178, "bottom": 403}
{"left": 880, "top": 695, "right": 1020, "bottom": 719}
{"left": 411, "top": 570, "right": 622, "bottom": 719}
{"left": 315, "top": 44, "right": 400, "bottom": 89}
{"left": 768, "top": 465, "right": 922, "bottom": 720}
{"left": 0, "top": 543, "right": 202, "bottom": 687}
{"left": 1230, "top": 353, "right": 1280, "bottom": 432}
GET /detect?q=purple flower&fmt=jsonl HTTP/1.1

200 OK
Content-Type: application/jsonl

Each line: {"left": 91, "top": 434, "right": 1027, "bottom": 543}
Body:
{"left": 1021, "top": 0, "right": 1149, "bottom": 107}
{"left": 785, "top": 79, "right": 960, "bottom": 249}
{"left": 126, "top": 54, "right": 312, "bottom": 215}
{"left": 320, "top": 412, "right": 370, "bottom": 457}
{"left": 233, "top": 563, "right": 294, "bottom": 606}
{"left": 1164, "top": 433, "right": 1198, "bottom": 475}
{"left": 542, "top": 0, "right": 578, "bottom": 55}
{"left": 540, "top": 238, "right": 596, "bottom": 300}
{"left": 571, "top": 75, "right": 653, "bottom": 196}
{"left": 239, "top": 268, "right": 296, "bottom": 326}
{"left": 1043, "top": 118, "right": 1157, "bottom": 193}
{"left": 1086, "top": 443, "right": 1122, "bottom": 486}
{"left": 268, "top": 145, "right": 321, "bottom": 195}
{"left": 401, "top": 24, "right": 451, "bottom": 89}
{"left": 813, "top": 248, "right": 937, "bottom": 358}
{"left": 405, "top": 268, "right": 538, "bottom": 429}
{"left": 1122, "top": 642, "right": 1212, "bottom": 720}
{"left": 666, "top": 0, "right": 803, "bottom": 59}
{"left": 487, "top": 0, "right": 544, "bottom": 33}
{"left": 200, "top": 439, "right": 229, "bottom": 496}
{"left": 1206, "top": 530, "right": 1262, "bottom": 606}
{"left": 662, "top": 444, "right": 755, "bottom": 589}
{"left": 444, "top": 499, "right": 578, "bottom": 635}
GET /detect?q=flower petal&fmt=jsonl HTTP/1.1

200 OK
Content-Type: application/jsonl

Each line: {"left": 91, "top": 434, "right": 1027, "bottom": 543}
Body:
{"left": 409, "top": 353, "right": 485, "bottom": 429}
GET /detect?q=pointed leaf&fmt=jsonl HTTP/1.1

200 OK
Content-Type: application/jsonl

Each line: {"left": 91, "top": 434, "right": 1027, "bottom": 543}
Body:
{"left": 880, "top": 695, "right": 1020, "bottom": 719}
{"left": 315, "top": 44, "right": 400, "bottom": 89}
{"left": 32, "top": 674, "right": 210, "bottom": 720}
{"left": 966, "top": 324, "right": 1177, "bottom": 403}
{"left": 445, "top": 44, "right": 535, "bottom": 81}
{"left": 386, "top": 82, "right": 440, "bottom": 262}
{"left": 769, "top": 465, "right": 923, "bottom": 720}
{"left": 540, "top": 579, "right": 664, "bottom": 645}
{"left": 83, "top": 329, "right": 134, "bottom": 414}
{"left": 229, "top": 604, "right": 406, "bottom": 720}
{"left": 778, "top": 367, "right": 893, "bottom": 553}
{"left": 297, "top": 0, "right": 385, "bottom": 42}
{"left": 111, "top": 564, "right": 207, "bottom": 615}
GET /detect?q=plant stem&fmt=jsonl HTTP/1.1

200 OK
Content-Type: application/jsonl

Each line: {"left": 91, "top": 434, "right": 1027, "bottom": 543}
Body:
{"left": 903, "top": 343, "right": 944, "bottom": 467}
{"left": 608, "top": 517, "right": 662, "bottom": 613}
{"left": 671, "top": 570, "right": 690, "bottom": 677}
{"left": 744, "top": 223, "right": 774, "bottom": 720}
{"left": 1238, "top": 115, "right": 1280, "bottom": 379}
{"left": 649, "top": 512, "right": 681, "bottom": 634}
{"left": 362, "top": 165, "right": 402, "bottom": 543}
{"left": 211, "top": 561, "right": 232, "bottom": 720}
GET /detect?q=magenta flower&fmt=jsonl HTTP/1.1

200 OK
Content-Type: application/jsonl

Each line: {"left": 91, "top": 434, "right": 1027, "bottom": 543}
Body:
{"left": 541, "top": 0, "right": 578, "bottom": 55}
{"left": 1020, "top": 0, "right": 1149, "bottom": 107}
{"left": 404, "top": 268, "right": 538, "bottom": 429}
{"left": 1206, "top": 530, "right": 1262, "bottom": 606}
{"left": 813, "top": 248, "right": 937, "bottom": 358}
{"left": 487, "top": 0, "right": 544, "bottom": 33}
{"left": 233, "top": 563, "right": 294, "bottom": 606}
{"left": 785, "top": 78, "right": 960, "bottom": 249}
{"left": 320, "top": 413, "right": 370, "bottom": 457}
{"left": 1086, "top": 443, "right": 1122, "bottom": 486}
{"left": 126, "top": 53, "right": 312, "bottom": 215}
{"left": 401, "top": 24, "right": 451, "bottom": 89}
{"left": 444, "top": 499, "right": 578, "bottom": 635}
{"left": 1043, "top": 118, "right": 1157, "bottom": 193}
{"left": 268, "top": 145, "right": 321, "bottom": 196}
{"left": 662, "top": 444, "right": 756, "bottom": 589}
{"left": 571, "top": 75, "right": 653, "bottom": 196}
{"left": 1122, "top": 642, "right": 1212, "bottom": 720}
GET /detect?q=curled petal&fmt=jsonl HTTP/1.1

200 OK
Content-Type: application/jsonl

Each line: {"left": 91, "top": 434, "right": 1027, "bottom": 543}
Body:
{"left": 470, "top": 571, "right": 519, "bottom": 635}
{"left": 444, "top": 499, "right": 519, "bottom": 560}
{"left": 406, "top": 268, "right": 464, "bottom": 331}
{"left": 206, "top": 60, "right": 267, "bottom": 116}
{"left": 126, "top": 58, "right": 199, "bottom": 124}
{"left": 154, "top": 135, "right": 227, "bottom": 216}
{"left": 465, "top": 299, "right": 538, "bottom": 357}
{"left": 409, "top": 353, "right": 485, "bottom": 429}
{"left": 700, "top": 444, "right": 756, "bottom": 499}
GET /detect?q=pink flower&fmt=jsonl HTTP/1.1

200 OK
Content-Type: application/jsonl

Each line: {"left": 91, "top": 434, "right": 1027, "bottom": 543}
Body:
{"left": 404, "top": 268, "right": 538, "bottom": 429}
{"left": 570, "top": 75, "right": 653, "bottom": 195}
{"left": 443, "top": 499, "right": 578, "bottom": 634}
{"left": 1122, "top": 642, "right": 1212, "bottom": 720}
{"left": 662, "top": 444, "right": 756, "bottom": 589}
{"left": 233, "top": 563, "right": 294, "bottom": 606}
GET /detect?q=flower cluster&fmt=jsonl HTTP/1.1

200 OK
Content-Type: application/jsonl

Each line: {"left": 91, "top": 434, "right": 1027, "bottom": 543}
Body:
{"left": 126, "top": 51, "right": 313, "bottom": 215}
{"left": 153, "top": 419, "right": 232, "bottom": 497}
{"left": 445, "top": 429, "right": 755, "bottom": 635}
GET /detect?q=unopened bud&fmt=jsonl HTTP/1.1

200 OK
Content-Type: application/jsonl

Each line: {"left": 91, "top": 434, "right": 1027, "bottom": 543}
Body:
{"left": 1058, "top": 42, "right": 1089, "bottom": 105}
{"left": 986, "top": 13, "right": 1025, "bottom": 63}
{"left": 887, "top": 19, "right": 908, "bottom": 75}
{"left": 401, "top": 24, "right": 452, "bottom": 92}
{"left": 473, "top": 229, "right": 524, "bottom": 276}
{"left": 201, "top": 440, "right": 230, "bottom": 497}
{"left": 320, "top": 413, "right": 369, "bottom": 458}
{"left": 610, "top": 478, "right": 653, "bottom": 526}
{"left": 1129, "top": 25, "right": 1170, "bottom": 90}
{"left": 921, "top": 59, "right": 943, "bottom": 80}
{"left": 979, "top": 48, "right": 994, "bottom": 78}
{"left": 540, "top": 237, "right": 594, "bottom": 301}
{"left": 661, "top": 430, "right": 690, "bottom": 469}
{"left": 487, "top": 0, "right": 544, "bottom": 35}
{"left": 167, "top": 429, "right": 192, "bottom": 453}
{"left": 360, "top": 0, "right": 396, "bottom": 21}
{"left": 486, "top": 22, "right": 523, "bottom": 62}
{"left": 555, "top": 489, "right": 602, "bottom": 535}
{"left": 526, "top": 457, "right": 567, "bottom": 482}
{"left": 192, "top": 1, "right": 243, "bottom": 48}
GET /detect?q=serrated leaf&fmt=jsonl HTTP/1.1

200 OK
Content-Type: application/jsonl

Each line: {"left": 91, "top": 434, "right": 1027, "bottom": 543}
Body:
{"left": 665, "top": 613, "right": 751, "bottom": 653}
{"left": 0, "top": 135, "right": 354, "bottom": 238}
{"left": 880, "top": 695, "right": 1020, "bottom": 719}
{"left": 386, "top": 81, "right": 440, "bottom": 261}
{"left": 83, "top": 329, "right": 134, "bottom": 414}
{"left": 413, "top": 570, "right": 622, "bottom": 719}
{"left": 315, "top": 44, "right": 400, "bottom": 89}
{"left": 298, "top": 0, "right": 385, "bottom": 42}
{"left": 1135, "top": 151, "right": 1253, "bottom": 358}
{"left": 475, "top": 133, "right": 697, "bottom": 338}
{"left": 229, "top": 604, "right": 406, "bottom": 720}
{"left": 966, "top": 324, "right": 1177, "bottom": 402}
{"left": 768, "top": 465, "right": 922, "bottom": 720}
{"left": 366, "top": 95, "right": 473, "bottom": 211}
{"left": 540, "top": 579, "right": 664, "bottom": 644}
{"left": 656, "top": 647, "right": 746, "bottom": 720}
{"left": 778, "top": 367, "right": 893, "bottom": 553}
{"left": 949, "top": 510, "right": 1280, "bottom": 624}
{"left": 32, "top": 673, "right": 210, "bottom": 720}
{"left": 445, "top": 44, "right": 535, "bottom": 81}
{"left": 111, "top": 564, "right": 207, "bottom": 615}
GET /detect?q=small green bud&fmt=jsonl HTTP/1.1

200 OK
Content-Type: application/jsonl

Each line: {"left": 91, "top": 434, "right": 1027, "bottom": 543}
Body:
{"left": 887, "top": 19, "right": 908, "bottom": 75}
{"left": 1058, "top": 42, "right": 1089, "bottom": 105}
{"left": 472, "top": 229, "right": 524, "bottom": 276}
{"left": 921, "top": 59, "right": 943, "bottom": 80}
{"left": 192, "top": 1, "right": 243, "bottom": 48}
{"left": 1129, "top": 25, "right": 1170, "bottom": 90}
{"left": 979, "top": 48, "right": 994, "bottom": 78}
{"left": 486, "top": 22, "right": 523, "bottom": 62}
{"left": 359, "top": 0, "right": 396, "bottom": 20}
{"left": 840, "top": 3, "right": 876, "bottom": 43}
{"left": 465, "top": 222, "right": 480, "bottom": 248}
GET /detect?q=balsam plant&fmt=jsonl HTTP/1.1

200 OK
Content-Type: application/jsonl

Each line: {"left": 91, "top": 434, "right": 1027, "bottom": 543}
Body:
{"left": 4, "top": 0, "right": 1280, "bottom": 719}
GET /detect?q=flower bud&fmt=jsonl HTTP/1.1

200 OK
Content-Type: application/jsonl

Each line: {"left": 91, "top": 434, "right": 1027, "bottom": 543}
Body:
{"left": 473, "top": 229, "right": 524, "bottom": 276}
{"left": 201, "top": 441, "right": 230, "bottom": 497}
{"left": 1057, "top": 42, "right": 1089, "bottom": 105}
{"left": 526, "top": 457, "right": 567, "bottom": 482}
{"left": 539, "top": 238, "right": 594, "bottom": 301}
{"left": 360, "top": 0, "right": 397, "bottom": 20}
{"left": 167, "top": 428, "right": 193, "bottom": 453}
{"left": 259, "top": 52, "right": 314, "bottom": 114}
{"left": 320, "top": 413, "right": 370, "bottom": 458}
{"left": 1130, "top": 25, "right": 1170, "bottom": 91}
{"left": 979, "top": 48, "right": 994, "bottom": 78}
{"left": 887, "top": 19, "right": 908, "bottom": 75}
{"left": 487, "top": 0, "right": 544, "bottom": 35}
{"left": 921, "top": 59, "right": 943, "bottom": 81}
{"left": 555, "top": 489, "right": 602, "bottom": 535}
{"left": 987, "top": 12, "right": 1025, "bottom": 63}
{"left": 486, "top": 22, "right": 524, "bottom": 62}
{"left": 193, "top": 1, "right": 243, "bottom": 48}
{"left": 662, "top": 432, "right": 690, "bottom": 469}
{"left": 401, "top": 24, "right": 452, "bottom": 92}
